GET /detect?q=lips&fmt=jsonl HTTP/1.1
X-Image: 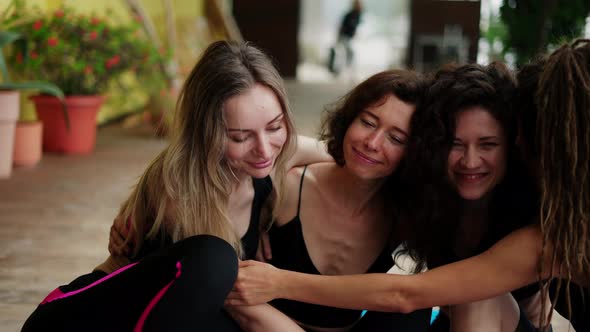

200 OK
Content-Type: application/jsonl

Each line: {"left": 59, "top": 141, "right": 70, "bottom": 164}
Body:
{"left": 352, "top": 147, "right": 381, "bottom": 165}
{"left": 248, "top": 159, "right": 272, "bottom": 169}
{"left": 455, "top": 172, "right": 488, "bottom": 183}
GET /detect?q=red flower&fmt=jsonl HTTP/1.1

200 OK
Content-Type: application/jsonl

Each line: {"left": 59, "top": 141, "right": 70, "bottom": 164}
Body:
{"left": 32, "top": 20, "right": 43, "bottom": 30}
{"left": 90, "top": 17, "right": 100, "bottom": 25}
{"left": 88, "top": 31, "right": 98, "bottom": 40}
{"left": 15, "top": 53, "right": 23, "bottom": 64}
{"left": 30, "top": 51, "right": 38, "bottom": 60}
{"left": 105, "top": 55, "right": 121, "bottom": 69}
{"left": 84, "top": 65, "right": 93, "bottom": 74}
{"left": 47, "top": 37, "right": 58, "bottom": 47}
{"left": 54, "top": 9, "right": 64, "bottom": 18}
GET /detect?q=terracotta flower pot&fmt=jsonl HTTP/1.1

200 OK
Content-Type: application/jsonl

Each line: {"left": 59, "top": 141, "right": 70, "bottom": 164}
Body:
{"left": 0, "top": 91, "right": 20, "bottom": 178}
{"left": 31, "top": 95, "right": 105, "bottom": 154}
{"left": 13, "top": 121, "right": 43, "bottom": 167}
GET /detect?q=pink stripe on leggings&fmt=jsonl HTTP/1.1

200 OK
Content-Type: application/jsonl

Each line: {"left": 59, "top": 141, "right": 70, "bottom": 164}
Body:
{"left": 134, "top": 261, "right": 182, "bottom": 332}
{"left": 41, "top": 262, "right": 138, "bottom": 304}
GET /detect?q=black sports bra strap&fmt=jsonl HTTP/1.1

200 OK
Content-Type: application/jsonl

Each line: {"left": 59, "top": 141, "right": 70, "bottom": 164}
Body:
{"left": 296, "top": 165, "right": 308, "bottom": 216}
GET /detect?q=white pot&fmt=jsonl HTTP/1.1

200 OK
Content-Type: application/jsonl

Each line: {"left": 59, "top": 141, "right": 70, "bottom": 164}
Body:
{"left": 0, "top": 91, "right": 21, "bottom": 178}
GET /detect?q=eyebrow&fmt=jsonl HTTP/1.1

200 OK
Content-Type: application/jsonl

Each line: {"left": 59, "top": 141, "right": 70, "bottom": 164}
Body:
{"left": 479, "top": 136, "right": 500, "bottom": 141}
{"left": 453, "top": 136, "right": 500, "bottom": 141}
{"left": 226, "top": 114, "right": 284, "bottom": 132}
{"left": 362, "top": 111, "right": 409, "bottom": 136}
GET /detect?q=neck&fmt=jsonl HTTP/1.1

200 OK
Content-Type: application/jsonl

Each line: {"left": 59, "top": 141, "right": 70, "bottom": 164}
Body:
{"left": 324, "top": 164, "right": 386, "bottom": 216}
{"left": 230, "top": 170, "right": 252, "bottom": 194}
{"left": 461, "top": 194, "right": 491, "bottom": 216}
{"left": 458, "top": 195, "right": 493, "bottom": 237}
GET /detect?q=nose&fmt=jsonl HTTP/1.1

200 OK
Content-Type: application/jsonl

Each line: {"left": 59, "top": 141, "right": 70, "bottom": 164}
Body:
{"left": 255, "top": 134, "right": 272, "bottom": 159}
{"left": 460, "top": 146, "right": 480, "bottom": 168}
{"left": 364, "top": 131, "right": 383, "bottom": 151}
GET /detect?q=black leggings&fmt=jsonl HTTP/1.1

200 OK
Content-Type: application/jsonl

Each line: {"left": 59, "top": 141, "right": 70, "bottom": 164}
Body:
{"left": 22, "top": 235, "right": 240, "bottom": 332}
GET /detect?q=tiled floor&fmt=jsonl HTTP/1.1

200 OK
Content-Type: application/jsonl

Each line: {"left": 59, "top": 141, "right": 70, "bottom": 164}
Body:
{"left": 0, "top": 81, "right": 574, "bottom": 331}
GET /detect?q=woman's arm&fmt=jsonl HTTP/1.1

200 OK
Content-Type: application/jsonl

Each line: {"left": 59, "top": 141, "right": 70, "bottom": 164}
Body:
{"left": 225, "top": 304, "right": 304, "bottom": 332}
{"left": 228, "top": 226, "right": 550, "bottom": 312}
{"left": 283, "top": 135, "right": 331, "bottom": 170}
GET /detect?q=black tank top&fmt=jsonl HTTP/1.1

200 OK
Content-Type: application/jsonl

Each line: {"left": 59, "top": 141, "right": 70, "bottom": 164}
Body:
{"left": 268, "top": 166, "right": 393, "bottom": 328}
{"left": 133, "top": 176, "right": 273, "bottom": 261}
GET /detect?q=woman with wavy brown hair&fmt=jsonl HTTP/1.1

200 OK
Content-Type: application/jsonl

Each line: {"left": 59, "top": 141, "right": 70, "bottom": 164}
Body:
{"left": 228, "top": 39, "right": 590, "bottom": 331}
{"left": 260, "top": 69, "right": 432, "bottom": 332}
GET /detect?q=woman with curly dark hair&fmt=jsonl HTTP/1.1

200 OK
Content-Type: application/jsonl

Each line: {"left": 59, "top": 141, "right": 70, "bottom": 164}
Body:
{"left": 399, "top": 62, "right": 545, "bottom": 331}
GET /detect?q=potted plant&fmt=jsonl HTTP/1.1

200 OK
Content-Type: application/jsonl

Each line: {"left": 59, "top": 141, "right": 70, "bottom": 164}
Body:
{"left": 0, "top": 0, "right": 65, "bottom": 177}
{"left": 10, "top": 6, "right": 161, "bottom": 154}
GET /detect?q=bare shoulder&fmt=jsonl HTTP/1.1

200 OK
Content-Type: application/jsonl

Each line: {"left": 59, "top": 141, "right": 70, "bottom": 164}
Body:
{"left": 285, "top": 165, "right": 308, "bottom": 194}
{"left": 286, "top": 165, "right": 305, "bottom": 180}
{"left": 275, "top": 163, "right": 326, "bottom": 226}
{"left": 295, "top": 162, "right": 331, "bottom": 194}
{"left": 274, "top": 166, "right": 307, "bottom": 226}
{"left": 285, "top": 163, "right": 325, "bottom": 190}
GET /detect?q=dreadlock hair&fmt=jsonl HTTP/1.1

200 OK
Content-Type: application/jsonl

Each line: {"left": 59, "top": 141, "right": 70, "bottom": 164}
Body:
{"left": 517, "top": 38, "right": 590, "bottom": 327}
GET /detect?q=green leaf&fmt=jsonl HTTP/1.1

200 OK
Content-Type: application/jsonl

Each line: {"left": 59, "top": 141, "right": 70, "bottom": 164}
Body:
{"left": 0, "top": 30, "right": 22, "bottom": 80}
{"left": 0, "top": 30, "right": 20, "bottom": 48}
{"left": 0, "top": 46, "right": 8, "bottom": 81}
{"left": 0, "top": 81, "right": 70, "bottom": 130}
{"left": 0, "top": 81, "right": 63, "bottom": 97}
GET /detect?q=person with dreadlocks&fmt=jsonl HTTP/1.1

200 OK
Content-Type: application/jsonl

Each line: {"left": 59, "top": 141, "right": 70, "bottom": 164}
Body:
{"left": 515, "top": 39, "right": 590, "bottom": 331}
{"left": 226, "top": 38, "right": 590, "bottom": 331}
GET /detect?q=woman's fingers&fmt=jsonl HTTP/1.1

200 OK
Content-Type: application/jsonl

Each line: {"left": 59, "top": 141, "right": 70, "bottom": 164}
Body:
{"left": 108, "top": 216, "right": 132, "bottom": 256}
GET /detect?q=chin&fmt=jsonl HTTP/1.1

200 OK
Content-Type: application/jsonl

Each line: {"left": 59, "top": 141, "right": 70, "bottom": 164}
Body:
{"left": 458, "top": 190, "right": 485, "bottom": 201}
{"left": 246, "top": 168, "right": 273, "bottom": 179}
{"left": 351, "top": 169, "right": 385, "bottom": 181}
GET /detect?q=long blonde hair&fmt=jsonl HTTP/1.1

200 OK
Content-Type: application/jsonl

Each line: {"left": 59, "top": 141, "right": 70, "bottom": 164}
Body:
{"left": 120, "top": 41, "right": 296, "bottom": 257}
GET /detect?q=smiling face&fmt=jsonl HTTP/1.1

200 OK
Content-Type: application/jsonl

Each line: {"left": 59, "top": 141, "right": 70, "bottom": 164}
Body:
{"left": 447, "top": 107, "right": 507, "bottom": 201}
{"left": 342, "top": 94, "right": 415, "bottom": 181}
{"left": 223, "top": 83, "right": 287, "bottom": 179}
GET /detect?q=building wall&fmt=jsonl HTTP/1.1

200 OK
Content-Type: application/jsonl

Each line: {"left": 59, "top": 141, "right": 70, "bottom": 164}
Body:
{"left": 408, "top": 0, "right": 480, "bottom": 72}
{"left": 233, "top": 0, "right": 301, "bottom": 78}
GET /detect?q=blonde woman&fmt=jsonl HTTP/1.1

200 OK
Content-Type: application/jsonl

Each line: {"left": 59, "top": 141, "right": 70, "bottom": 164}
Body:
{"left": 22, "top": 41, "right": 329, "bottom": 332}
